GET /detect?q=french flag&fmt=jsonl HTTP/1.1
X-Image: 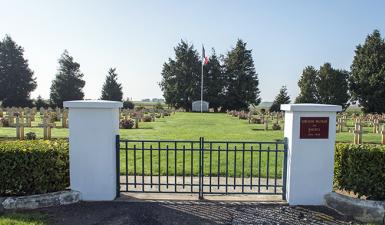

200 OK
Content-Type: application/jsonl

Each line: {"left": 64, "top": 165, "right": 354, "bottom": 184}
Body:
{"left": 202, "top": 45, "right": 209, "bottom": 65}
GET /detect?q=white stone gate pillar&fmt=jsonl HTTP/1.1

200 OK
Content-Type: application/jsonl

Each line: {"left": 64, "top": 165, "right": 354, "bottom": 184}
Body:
{"left": 281, "top": 104, "right": 341, "bottom": 205}
{"left": 64, "top": 100, "right": 122, "bottom": 201}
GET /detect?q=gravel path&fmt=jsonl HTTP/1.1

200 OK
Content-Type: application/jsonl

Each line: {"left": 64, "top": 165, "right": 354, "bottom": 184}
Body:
{"left": 28, "top": 201, "right": 360, "bottom": 225}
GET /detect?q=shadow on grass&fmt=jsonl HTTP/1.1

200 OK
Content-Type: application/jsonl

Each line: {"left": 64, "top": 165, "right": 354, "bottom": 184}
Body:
{"left": 251, "top": 128, "right": 266, "bottom": 131}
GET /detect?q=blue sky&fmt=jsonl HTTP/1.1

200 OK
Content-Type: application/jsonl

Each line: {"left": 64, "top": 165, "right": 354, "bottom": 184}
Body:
{"left": 1, "top": 0, "right": 384, "bottom": 101}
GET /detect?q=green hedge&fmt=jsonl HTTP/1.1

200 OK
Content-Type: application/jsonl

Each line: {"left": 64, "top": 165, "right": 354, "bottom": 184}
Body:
{"left": 0, "top": 140, "right": 69, "bottom": 196}
{"left": 334, "top": 144, "right": 385, "bottom": 200}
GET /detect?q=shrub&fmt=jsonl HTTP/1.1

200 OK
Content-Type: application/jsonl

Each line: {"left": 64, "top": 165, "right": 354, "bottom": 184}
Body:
{"left": 155, "top": 113, "right": 161, "bottom": 118}
{"left": 334, "top": 144, "right": 385, "bottom": 200}
{"left": 272, "top": 123, "right": 281, "bottom": 130}
{"left": 25, "top": 132, "right": 37, "bottom": 140}
{"left": 50, "top": 112, "right": 60, "bottom": 122}
{"left": 163, "top": 112, "right": 170, "bottom": 116}
{"left": 251, "top": 110, "right": 259, "bottom": 115}
{"left": 154, "top": 102, "right": 163, "bottom": 110}
{"left": 142, "top": 115, "right": 152, "bottom": 122}
{"left": 250, "top": 117, "right": 261, "bottom": 124}
{"left": 120, "top": 118, "right": 135, "bottom": 129}
{"left": 238, "top": 113, "right": 248, "bottom": 120}
{"left": 0, "top": 117, "right": 10, "bottom": 127}
{"left": 0, "top": 140, "right": 69, "bottom": 196}
{"left": 136, "top": 106, "right": 145, "bottom": 111}
{"left": 123, "top": 99, "right": 135, "bottom": 109}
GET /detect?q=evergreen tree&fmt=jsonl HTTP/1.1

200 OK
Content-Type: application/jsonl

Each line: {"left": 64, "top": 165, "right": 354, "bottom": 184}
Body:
{"left": 0, "top": 35, "right": 37, "bottom": 107}
{"left": 34, "top": 95, "right": 48, "bottom": 109}
{"left": 159, "top": 40, "right": 201, "bottom": 111}
{"left": 203, "top": 49, "right": 225, "bottom": 112}
{"left": 101, "top": 68, "right": 123, "bottom": 101}
{"left": 222, "top": 39, "right": 260, "bottom": 110}
{"left": 295, "top": 66, "right": 318, "bottom": 103}
{"left": 269, "top": 86, "right": 291, "bottom": 112}
{"left": 50, "top": 50, "right": 85, "bottom": 107}
{"left": 349, "top": 30, "right": 385, "bottom": 113}
{"left": 317, "top": 63, "right": 350, "bottom": 109}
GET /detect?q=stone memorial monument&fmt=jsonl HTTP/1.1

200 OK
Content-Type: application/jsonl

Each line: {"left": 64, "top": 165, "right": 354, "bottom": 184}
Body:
{"left": 192, "top": 100, "right": 209, "bottom": 112}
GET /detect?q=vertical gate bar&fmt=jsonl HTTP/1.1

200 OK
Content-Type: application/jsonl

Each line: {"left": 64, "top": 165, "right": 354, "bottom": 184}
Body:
{"left": 266, "top": 146, "right": 270, "bottom": 190}
{"left": 242, "top": 143, "right": 245, "bottom": 193}
{"left": 209, "top": 142, "right": 212, "bottom": 193}
{"left": 258, "top": 143, "right": 261, "bottom": 193}
{"left": 150, "top": 145, "right": 153, "bottom": 188}
{"left": 201, "top": 137, "right": 205, "bottom": 198}
{"left": 166, "top": 145, "right": 169, "bottom": 189}
{"left": 233, "top": 146, "right": 237, "bottom": 189}
{"left": 174, "top": 141, "right": 177, "bottom": 193}
{"left": 198, "top": 137, "right": 203, "bottom": 199}
{"left": 282, "top": 138, "right": 288, "bottom": 200}
{"left": 115, "top": 135, "right": 120, "bottom": 197}
{"left": 134, "top": 144, "right": 137, "bottom": 188}
{"left": 274, "top": 143, "right": 278, "bottom": 194}
{"left": 191, "top": 142, "right": 193, "bottom": 192}
{"left": 250, "top": 146, "right": 253, "bottom": 189}
{"left": 201, "top": 137, "right": 204, "bottom": 195}
{"left": 158, "top": 142, "right": 161, "bottom": 192}
{"left": 217, "top": 146, "right": 221, "bottom": 189}
{"left": 125, "top": 141, "right": 128, "bottom": 192}
{"left": 142, "top": 141, "right": 145, "bottom": 192}
{"left": 183, "top": 145, "right": 185, "bottom": 189}
{"left": 225, "top": 143, "right": 229, "bottom": 194}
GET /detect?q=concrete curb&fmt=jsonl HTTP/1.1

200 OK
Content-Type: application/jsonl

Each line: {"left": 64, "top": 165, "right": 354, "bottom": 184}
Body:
{"left": 1, "top": 190, "right": 81, "bottom": 210}
{"left": 324, "top": 192, "right": 385, "bottom": 223}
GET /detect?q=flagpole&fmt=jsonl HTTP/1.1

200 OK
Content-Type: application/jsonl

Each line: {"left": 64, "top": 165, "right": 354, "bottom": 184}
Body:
{"left": 201, "top": 61, "right": 203, "bottom": 113}
{"left": 201, "top": 46, "right": 204, "bottom": 113}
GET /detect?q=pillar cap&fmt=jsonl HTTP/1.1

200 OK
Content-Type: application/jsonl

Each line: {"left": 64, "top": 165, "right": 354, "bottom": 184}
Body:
{"left": 280, "top": 104, "right": 342, "bottom": 112}
{"left": 63, "top": 100, "right": 123, "bottom": 109}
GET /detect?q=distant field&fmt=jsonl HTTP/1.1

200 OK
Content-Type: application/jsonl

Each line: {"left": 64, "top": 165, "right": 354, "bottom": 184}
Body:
{"left": 133, "top": 101, "right": 168, "bottom": 108}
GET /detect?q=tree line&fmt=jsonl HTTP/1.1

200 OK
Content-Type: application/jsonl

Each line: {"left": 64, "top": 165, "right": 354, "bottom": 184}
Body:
{"left": 294, "top": 30, "right": 385, "bottom": 113}
{"left": 160, "top": 39, "right": 260, "bottom": 112}
{"left": 161, "top": 30, "right": 385, "bottom": 113}
{"left": 0, "top": 36, "right": 124, "bottom": 108}
{"left": 1, "top": 29, "right": 385, "bottom": 113}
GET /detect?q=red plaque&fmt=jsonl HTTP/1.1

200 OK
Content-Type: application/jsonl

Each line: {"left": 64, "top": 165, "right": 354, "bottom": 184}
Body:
{"left": 300, "top": 117, "right": 329, "bottom": 139}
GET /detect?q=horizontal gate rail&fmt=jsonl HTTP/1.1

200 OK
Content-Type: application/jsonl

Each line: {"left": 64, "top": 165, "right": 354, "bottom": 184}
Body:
{"left": 116, "top": 136, "right": 287, "bottom": 199}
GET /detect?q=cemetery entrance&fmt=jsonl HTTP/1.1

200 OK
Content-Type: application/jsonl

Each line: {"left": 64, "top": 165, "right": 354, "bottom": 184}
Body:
{"left": 116, "top": 135, "right": 288, "bottom": 200}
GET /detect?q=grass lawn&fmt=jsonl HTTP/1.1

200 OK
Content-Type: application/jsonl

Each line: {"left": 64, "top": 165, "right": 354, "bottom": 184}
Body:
{"left": 119, "top": 112, "right": 285, "bottom": 141}
{"left": 0, "top": 112, "right": 382, "bottom": 143}
{"left": 0, "top": 213, "right": 47, "bottom": 225}
{"left": 118, "top": 113, "right": 286, "bottom": 178}
{"left": 0, "top": 112, "right": 383, "bottom": 178}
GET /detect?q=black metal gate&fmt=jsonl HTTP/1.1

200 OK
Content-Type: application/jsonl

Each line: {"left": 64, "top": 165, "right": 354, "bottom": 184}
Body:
{"left": 116, "top": 135, "right": 287, "bottom": 199}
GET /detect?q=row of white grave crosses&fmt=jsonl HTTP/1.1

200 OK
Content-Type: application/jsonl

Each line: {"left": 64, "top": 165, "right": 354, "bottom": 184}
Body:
{"left": 372, "top": 119, "right": 381, "bottom": 133}
{"left": 352, "top": 119, "right": 385, "bottom": 145}
{"left": 9, "top": 109, "right": 67, "bottom": 140}
{"left": 353, "top": 121, "right": 363, "bottom": 145}
{"left": 38, "top": 116, "right": 56, "bottom": 140}
{"left": 382, "top": 125, "right": 385, "bottom": 145}
{"left": 15, "top": 114, "right": 28, "bottom": 140}
{"left": 13, "top": 113, "right": 56, "bottom": 140}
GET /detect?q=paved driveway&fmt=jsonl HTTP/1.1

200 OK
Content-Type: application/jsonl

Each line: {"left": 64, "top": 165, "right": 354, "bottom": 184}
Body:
{"left": 32, "top": 201, "right": 359, "bottom": 225}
